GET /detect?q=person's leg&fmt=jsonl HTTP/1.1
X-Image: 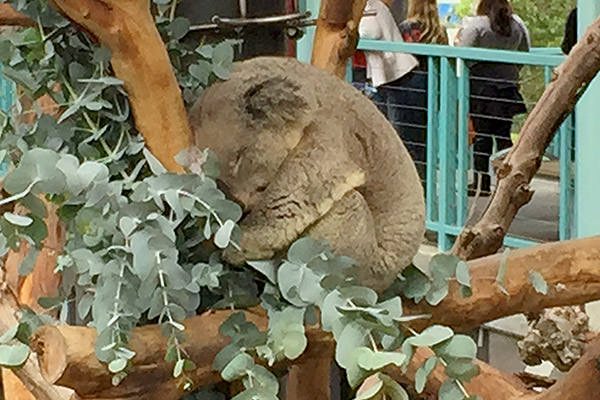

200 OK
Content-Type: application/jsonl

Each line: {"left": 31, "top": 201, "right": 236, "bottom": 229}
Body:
{"left": 471, "top": 116, "right": 494, "bottom": 194}
{"left": 388, "top": 72, "right": 428, "bottom": 185}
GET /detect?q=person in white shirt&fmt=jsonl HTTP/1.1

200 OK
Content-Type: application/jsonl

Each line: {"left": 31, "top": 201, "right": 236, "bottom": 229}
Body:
{"left": 358, "top": 0, "right": 418, "bottom": 128}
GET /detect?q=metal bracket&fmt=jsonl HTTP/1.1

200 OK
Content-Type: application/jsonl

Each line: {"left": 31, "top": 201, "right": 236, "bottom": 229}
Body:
{"left": 189, "top": 11, "right": 314, "bottom": 32}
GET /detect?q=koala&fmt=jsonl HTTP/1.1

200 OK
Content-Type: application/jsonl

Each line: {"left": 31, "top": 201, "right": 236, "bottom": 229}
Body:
{"left": 189, "top": 57, "right": 424, "bottom": 292}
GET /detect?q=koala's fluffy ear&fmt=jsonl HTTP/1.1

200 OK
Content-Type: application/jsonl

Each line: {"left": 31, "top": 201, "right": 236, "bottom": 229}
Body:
{"left": 241, "top": 76, "right": 315, "bottom": 130}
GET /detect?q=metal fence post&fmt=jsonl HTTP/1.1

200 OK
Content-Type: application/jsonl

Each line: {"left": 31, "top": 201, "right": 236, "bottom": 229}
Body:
{"left": 426, "top": 57, "right": 440, "bottom": 225}
{"left": 437, "top": 57, "right": 458, "bottom": 250}
{"left": 296, "top": 0, "right": 319, "bottom": 62}
{"left": 456, "top": 60, "right": 469, "bottom": 227}
{"left": 575, "top": 0, "right": 600, "bottom": 237}
{"left": 0, "top": 64, "right": 14, "bottom": 112}
{"left": 559, "top": 114, "right": 575, "bottom": 240}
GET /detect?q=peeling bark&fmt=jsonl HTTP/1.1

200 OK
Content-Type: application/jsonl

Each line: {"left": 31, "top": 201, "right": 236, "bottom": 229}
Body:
{"left": 452, "top": 15, "right": 600, "bottom": 260}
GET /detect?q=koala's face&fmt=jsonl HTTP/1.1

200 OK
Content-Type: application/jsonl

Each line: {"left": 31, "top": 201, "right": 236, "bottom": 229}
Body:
{"left": 190, "top": 72, "right": 314, "bottom": 210}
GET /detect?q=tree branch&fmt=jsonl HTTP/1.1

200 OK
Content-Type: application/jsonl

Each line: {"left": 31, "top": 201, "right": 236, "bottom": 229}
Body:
{"left": 452, "top": 14, "right": 600, "bottom": 260}
{"left": 0, "top": 285, "right": 73, "bottom": 400}
{"left": 407, "top": 235, "right": 600, "bottom": 330}
{"left": 46, "top": 0, "right": 191, "bottom": 172}
{"left": 28, "top": 235, "right": 600, "bottom": 399}
{"left": 311, "top": 0, "right": 366, "bottom": 78}
{"left": 0, "top": 3, "right": 34, "bottom": 26}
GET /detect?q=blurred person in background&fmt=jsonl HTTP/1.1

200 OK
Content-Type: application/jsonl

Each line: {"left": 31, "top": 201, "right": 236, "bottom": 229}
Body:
{"left": 561, "top": 7, "right": 577, "bottom": 55}
{"left": 395, "top": 0, "right": 449, "bottom": 186}
{"left": 456, "top": 0, "right": 529, "bottom": 196}
{"left": 358, "top": 0, "right": 419, "bottom": 133}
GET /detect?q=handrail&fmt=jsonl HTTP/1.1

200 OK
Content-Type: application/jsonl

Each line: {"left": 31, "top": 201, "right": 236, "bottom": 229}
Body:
{"left": 357, "top": 39, "right": 565, "bottom": 67}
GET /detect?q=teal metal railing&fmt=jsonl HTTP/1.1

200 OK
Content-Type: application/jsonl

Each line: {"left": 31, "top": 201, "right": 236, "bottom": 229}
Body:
{"left": 356, "top": 40, "right": 575, "bottom": 250}
{"left": 0, "top": 64, "right": 15, "bottom": 112}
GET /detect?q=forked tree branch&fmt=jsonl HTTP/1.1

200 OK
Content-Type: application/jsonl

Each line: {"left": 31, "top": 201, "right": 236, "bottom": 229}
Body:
{"left": 452, "top": 15, "right": 600, "bottom": 260}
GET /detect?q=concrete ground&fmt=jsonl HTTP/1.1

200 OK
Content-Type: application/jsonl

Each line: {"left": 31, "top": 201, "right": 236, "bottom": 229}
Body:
{"left": 466, "top": 176, "right": 560, "bottom": 242}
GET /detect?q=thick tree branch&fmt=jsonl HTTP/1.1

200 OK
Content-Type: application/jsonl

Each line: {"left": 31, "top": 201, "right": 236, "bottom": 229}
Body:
{"left": 407, "top": 236, "right": 600, "bottom": 331}
{"left": 452, "top": 15, "right": 600, "bottom": 260}
{"left": 0, "top": 3, "right": 34, "bottom": 25}
{"left": 311, "top": 0, "right": 366, "bottom": 78}
{"left": 31, "top": 309, "right": 332, "bottom": 399}
{"left": 46, "top": 0, "right": 191, "bottom": 172}
{"left": 28, "top": 236, "right": 600, "bottom": 399}
{"left": 0, "top": 285, "right": 73, "bottom": 400}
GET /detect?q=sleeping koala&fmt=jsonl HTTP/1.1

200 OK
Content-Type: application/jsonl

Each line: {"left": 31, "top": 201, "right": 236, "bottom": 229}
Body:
{"left": 189, "top": 56, "right": 424, "bottom": 292}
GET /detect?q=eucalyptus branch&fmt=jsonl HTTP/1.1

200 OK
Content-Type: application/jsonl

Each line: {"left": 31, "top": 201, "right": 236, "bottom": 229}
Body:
{"left": 0, "top": 179, "right": 41, "bottom": 207}
{"left": 168, "top": 0, "right": 177, "bottom": 22}
{"left": 176, "top": 190, "right": 242, "bottom": 251}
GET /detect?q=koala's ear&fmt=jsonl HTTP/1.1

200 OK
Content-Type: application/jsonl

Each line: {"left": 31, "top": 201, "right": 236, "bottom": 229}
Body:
{"left": 241, "top": 77, "right": 314, "bottom": 130}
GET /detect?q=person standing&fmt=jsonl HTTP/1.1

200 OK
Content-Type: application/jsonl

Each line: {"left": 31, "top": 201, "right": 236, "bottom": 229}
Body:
{"left": 561, "top": 7, "right": 577, "bottom": 55}
{"left": 358, "top": 0, "right": 419, "bottom": 130}
{"left": 395, "top": 0, "right": 449, "bottom": 186}
{"left": 456, "top": 0, "right": 530, "bottom": 195}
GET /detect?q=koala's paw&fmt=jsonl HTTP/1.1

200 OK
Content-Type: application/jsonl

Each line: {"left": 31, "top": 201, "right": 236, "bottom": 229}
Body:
{"left": 222, "top": 246, "right": 247, "bottom": 265}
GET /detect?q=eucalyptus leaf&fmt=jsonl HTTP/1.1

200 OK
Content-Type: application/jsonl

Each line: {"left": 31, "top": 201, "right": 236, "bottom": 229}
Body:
{"left": 438, "top": 379, "right": 465, "bottom": 400}
{"left": 246, "top": 260, "right": 277, "bottom": 284}
{"left": 415, "top": 356, "right": 437, "bottom": 393}
{"left": 214, "top": 219, "right": 235, "bottom": 249}
{"left": 356, "top": 348, "right": 407, "bottom": 371}
{"left": 434, "top": 334, "right": 477, "bottom": 359}
{"left": 221, "top": 352, "right": 254, "bottom": 382}
{"left": 354, "top": 375, "right": 383, "bottom": 400}
{"left": 3, "top": 212, "right": 33, "bottom": 227}
{"left": 173, "top": 358, "right": 185, "bottom": 378}
{"left": 108, "top": 358, "right": 128, "bottom": 373}
{"left": 409, "top": 325, "right": 454, "bottom": 347}
{"left": 143, "top": 148, "right": 167, "bottom": 176}
{"left": 527, "top": 270, "right": 548, "bottom": 295}
{"left": 0, "top": 325, "right": 18, "bottom": 344}
{"left": 18, "top": 247, "right": 39, "bottom": 276}
{"left": 455, "top": 261, "right": 471, "bottom": 288}
{"left": 0, "top": 343, "right": 30, "bottom": 367}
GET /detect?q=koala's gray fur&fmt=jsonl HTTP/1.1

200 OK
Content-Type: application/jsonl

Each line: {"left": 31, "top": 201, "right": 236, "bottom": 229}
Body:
{"left": 190, "top": 57, "right": 424, "bottom": 292}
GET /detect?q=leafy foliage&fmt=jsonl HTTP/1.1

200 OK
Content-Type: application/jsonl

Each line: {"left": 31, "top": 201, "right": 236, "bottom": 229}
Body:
{"left": 0, "top": 0, "right": 482, "bottom": 398}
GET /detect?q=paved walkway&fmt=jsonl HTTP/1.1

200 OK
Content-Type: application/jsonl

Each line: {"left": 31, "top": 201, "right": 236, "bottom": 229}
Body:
{"left": 466, "top": 176, "right": 559, "bottom": 242}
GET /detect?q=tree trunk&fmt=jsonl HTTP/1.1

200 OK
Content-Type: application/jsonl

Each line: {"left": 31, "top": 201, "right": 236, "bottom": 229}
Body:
{"left": 452, "top": 14, "right": 600, "bottom": 260}
{"left": 310, "top": 0, "right": 366, "bottom": 78}
{"left": 0, "top": 284, "right": 73, "bottom": 400}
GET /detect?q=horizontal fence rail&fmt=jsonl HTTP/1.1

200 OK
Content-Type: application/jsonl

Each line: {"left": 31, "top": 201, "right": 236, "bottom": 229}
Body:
{"left": 354, "top": 40, "right": 575, "bottom": 250}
